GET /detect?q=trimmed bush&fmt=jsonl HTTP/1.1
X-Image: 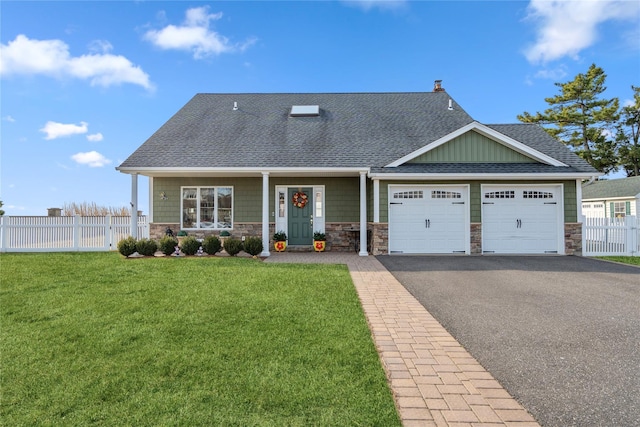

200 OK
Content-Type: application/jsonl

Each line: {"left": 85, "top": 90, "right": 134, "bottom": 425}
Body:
{"left": 180, "top": 236, "right": 201, "bottom": 256}
{"left": 243, "top": 237, "right": 263, "bottom": 256}
{"left": 223, "top": 238, "right": 243, "bottom": 256}
{"left": 135, "top": 238, "right": 158, "bottom": 256}
{"left": 117, "top": 236, "right": 137, "bottom": 257}
{"left": 202, "top": 235, "right": 222, "bottom": 255}
{"left": 159, "top": 235, "right": 178, "bottom": 256}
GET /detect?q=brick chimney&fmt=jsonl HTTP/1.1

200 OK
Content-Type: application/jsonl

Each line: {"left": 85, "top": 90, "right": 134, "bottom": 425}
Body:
{"left": 434, "top": 80, "right": 445, "bottom": 92}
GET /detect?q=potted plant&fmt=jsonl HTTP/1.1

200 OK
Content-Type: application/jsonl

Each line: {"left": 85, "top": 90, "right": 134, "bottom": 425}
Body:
{"left": 313, "top": 231, "right": 326, "bottom": 252}
{"left": 273, "top": 230, "right": 287, "bottom": 252}
{"left": 176, "top": 230, "right": 188, "bottom": 247}
{"left": 219, "top": 230, "right": 231, "bottom": 248}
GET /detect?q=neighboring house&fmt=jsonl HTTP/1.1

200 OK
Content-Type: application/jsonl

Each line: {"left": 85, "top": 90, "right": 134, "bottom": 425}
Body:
{"left": 582, "top": 176, "right": 640, "bottom": 218}
{"left": 117, "top": 83, "right": 600, "bottom": 256}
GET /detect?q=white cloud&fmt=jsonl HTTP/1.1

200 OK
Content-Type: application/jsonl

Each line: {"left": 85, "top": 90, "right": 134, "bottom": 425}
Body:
{"left": 144, "top": 6, "right": 256, "bottom": 59}
{"left": 524, "top": 0, "right": 640, "bottom": 64}
{"left": 3, "top": 115, "right": 16, "bottom": 122}
{"left": 533, "top": 65, "right": 568, "bottom": 80}
{"left": 40, "top": 121, "right": 88, "bottom": 140}
{"left": 87, "top": 133, "right": 104, "bottom": 142}
{"left": 71, "top": 151, "right": 112, "bottom": 167}
{"left": 341, "top": 0, "right": 408, "bottom": 11}
{"left": 0, "top": 35, "right": 154, "bottom": 90}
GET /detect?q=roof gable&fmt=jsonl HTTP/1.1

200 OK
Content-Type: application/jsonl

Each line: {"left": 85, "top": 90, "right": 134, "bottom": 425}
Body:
{"left": 387, "top": 122, "right": 567, "bottom": 167}
{"left": 408, "top": 129, "right": 537, "bottom": 164}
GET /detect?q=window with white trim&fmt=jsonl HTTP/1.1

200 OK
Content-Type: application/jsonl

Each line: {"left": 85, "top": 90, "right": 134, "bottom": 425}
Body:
{"left": 394, "top": 190, "right": 424, "bottom": 199}
{"left": 315, "top": 191, "right": 323, "bottom": 218}
{"left": 523, "top": 190, "right": 553, "bottom": 199}
{"left": 613, "top": 202, "right": 626, "bottom": 218}
{"left": 181, "top": 187, "right": 233, "bottom": 229}
{"left": 484, "top": 191, "right": 514, "bottom": 199}
{"left": 432, "top": 190, "right": 461, "bottom": 199}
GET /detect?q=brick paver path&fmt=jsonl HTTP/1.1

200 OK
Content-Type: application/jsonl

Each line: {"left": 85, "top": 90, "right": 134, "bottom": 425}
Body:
{"left": 266, "top": 253, "right": 541, "bottom": 427}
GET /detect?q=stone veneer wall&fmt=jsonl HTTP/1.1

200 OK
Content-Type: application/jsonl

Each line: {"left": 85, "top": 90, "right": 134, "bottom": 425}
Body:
{"left": 470, "top": 223, "right": 482, "bottom": 254}
{"left": 150, "top": 221, "right": 582, "bottom": 255}
{"left": 150, "top": 222, "right": 368, "bottom": 252}
{"left": 371, "top": 223, "right": 388, "bottom": 255}
{"left": 564, "top": 222, "right": 582, "bottom": 256}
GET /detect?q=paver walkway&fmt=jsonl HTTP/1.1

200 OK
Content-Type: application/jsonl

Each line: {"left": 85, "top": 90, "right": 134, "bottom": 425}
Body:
{"left": 265, "top": 252, "right": 541, "bottom": 427}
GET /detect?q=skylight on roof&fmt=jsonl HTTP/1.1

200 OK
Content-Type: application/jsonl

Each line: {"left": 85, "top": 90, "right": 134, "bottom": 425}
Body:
{"left": 290, "top": 105, "right": 320, "bottom": 117}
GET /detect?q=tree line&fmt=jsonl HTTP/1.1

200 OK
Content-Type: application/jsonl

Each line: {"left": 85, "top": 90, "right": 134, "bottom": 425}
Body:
{"left": 518, "top": 64, "right": 639, "bottom": 177}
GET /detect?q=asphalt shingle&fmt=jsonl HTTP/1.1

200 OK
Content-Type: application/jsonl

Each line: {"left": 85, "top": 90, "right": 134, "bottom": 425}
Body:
{"left": 118, "top": 92, "right": 596, "bottom": 175}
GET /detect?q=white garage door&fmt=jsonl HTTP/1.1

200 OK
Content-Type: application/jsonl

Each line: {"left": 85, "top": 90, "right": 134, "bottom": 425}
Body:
{"left": 389, "top": 185, "right": 469, "bottom": 254}
{"left": 482, "top": 185, "right": 563, "bottom": 254}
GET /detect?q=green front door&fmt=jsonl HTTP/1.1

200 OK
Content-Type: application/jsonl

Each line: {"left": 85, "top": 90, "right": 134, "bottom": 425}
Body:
{"left": 288, "top": 188, "right": 313, "bottom": 246}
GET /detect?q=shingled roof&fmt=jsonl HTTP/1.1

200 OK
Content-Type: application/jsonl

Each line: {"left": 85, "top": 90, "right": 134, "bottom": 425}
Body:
{"left": 582, "top": 176, "right": 640, "bottom": 200}
{"left": 118, "top": 92, "right": 598, "bottom": 176}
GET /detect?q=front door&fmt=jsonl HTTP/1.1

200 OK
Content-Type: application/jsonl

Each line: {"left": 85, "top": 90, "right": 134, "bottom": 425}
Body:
{"left": 288, "top": 188, "right": 313, "bottom": 245}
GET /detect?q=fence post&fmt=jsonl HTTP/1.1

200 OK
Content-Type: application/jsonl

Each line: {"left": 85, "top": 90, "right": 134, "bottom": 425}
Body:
{"left": 106, "top": 215, "right": 112, "bottom": 251}
{"left": 0, "top": 216, "right": 5, "bottom": 252}
{"left": 628, "top": 216, "right": 638, "bottom": 256}
{"left": 581, "top": 214, "right": 586, "bottom": 256}
{"left": 73, "top": 215, "right": 80, "bottom": 251}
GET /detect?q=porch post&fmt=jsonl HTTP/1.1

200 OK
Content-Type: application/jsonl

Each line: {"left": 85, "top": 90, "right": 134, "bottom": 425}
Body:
{"left": 359, "top": 171, "right": 368, "bottom": 256}
{"left": 130, "top": 173, "right": 138, "bottom": 239}
{"left": 261, "top": 172, "right": 271, "bottom": 257}
{"left": 373, "top": 179, "right": 380, "bottom": 223}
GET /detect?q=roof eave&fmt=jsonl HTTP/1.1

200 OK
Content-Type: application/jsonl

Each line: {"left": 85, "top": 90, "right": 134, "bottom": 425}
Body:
{"left": 116, "top": 166, "right": 370, "bottom": 178}
{"left": 368, "top": 172, "right": 601, "bottom": 180}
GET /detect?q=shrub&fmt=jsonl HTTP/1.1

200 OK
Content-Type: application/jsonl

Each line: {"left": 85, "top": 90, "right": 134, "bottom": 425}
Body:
{"left": 159, "top": 235, "right": 178, "bottom": 256}
{"left": 136, "top": 238, "right": 158, "bottom": 256}
{"left": 202, "top": 235, "right": 222, "bottom": 255}
{"left": 180, "top": 236, "right": 201, "bottom": 256}
{"left": 117, "top": 236, "right": 137, "bottom": 257}
{"left": 223, "top": 238, "right": 243, "bottom": 256}
{"left": 243, "top": 237, "right": 263, "bottom": 256}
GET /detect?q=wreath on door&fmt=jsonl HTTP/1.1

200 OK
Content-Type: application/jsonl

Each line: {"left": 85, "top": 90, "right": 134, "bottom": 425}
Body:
{"left": 292, "top": 191, "right": 308, "bottom": 208}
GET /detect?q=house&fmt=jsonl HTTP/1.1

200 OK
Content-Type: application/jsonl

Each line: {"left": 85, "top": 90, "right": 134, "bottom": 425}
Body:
{"left": 117, "top": 82, "right": 600, "bottom": 256}
{"left": 582, "top": 176, "right": 640, "bottom": 218}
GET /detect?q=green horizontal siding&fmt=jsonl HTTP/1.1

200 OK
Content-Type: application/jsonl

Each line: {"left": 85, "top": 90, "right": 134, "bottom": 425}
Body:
{"left": 153, "top": 177, "right": 362, "bottom": 224}
{"left": 409, "top": 130, "right": 537, "bottom": 163}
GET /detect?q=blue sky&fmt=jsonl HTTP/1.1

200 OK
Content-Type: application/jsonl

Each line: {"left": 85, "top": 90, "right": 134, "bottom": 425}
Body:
{"left": 1, "top": 0, "right": 639, "bottom": 216}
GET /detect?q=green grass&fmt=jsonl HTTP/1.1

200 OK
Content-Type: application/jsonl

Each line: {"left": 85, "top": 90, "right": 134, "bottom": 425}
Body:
{"left": 596, "top": 256, "right": 640, "bottom": 266}
{"left": 1, "top": 253, "right": 400, "bottom": 427}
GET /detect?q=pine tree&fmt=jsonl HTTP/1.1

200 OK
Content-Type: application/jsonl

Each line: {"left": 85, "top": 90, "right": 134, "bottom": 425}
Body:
{"left": 616, "top": 86, "right": 640, "bottom": 177}
{"left": 518, "top": 64, "right": 620, "bottom": 174}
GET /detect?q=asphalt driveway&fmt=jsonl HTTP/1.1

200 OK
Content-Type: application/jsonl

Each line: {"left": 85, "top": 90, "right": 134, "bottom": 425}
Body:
{"left": 376, "top": 255, "right": 640, "bottom": 427}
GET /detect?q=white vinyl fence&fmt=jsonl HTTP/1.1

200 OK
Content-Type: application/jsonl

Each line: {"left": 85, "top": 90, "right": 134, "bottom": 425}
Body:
{"left": 0, "top": 215, "right": 149, "bottom": 252}
{"left": 582, "top": 215, "right": 639, "bottom": 257}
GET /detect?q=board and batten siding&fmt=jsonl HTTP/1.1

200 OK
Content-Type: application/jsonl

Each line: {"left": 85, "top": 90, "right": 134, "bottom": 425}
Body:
{"left": 409, "top": 130, "right": 537, "bottom": 163}
{"left": 377, "top": 180, "right": 578, "bottom": 223}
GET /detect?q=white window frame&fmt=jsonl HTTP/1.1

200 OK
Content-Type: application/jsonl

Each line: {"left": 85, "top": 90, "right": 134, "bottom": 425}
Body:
{"left": 613, "top": 201, "right": 626, "bottom": 218}
{"left": 181, "top": 186, "right": 233, "bottom": 230}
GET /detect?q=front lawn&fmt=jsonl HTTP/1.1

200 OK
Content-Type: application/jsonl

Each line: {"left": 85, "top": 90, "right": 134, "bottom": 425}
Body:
{"left": 596, "top": 256, "right": 640, "bottom": 266}
{"left": 1, "top": 253, "right": 400, "bottom": 426}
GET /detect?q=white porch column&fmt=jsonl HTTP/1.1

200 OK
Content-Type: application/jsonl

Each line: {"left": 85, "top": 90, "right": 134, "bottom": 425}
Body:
{"left": 130, "top": 173, "right": 138, "bottom": 239}
{"left": 576, "top": 179, "right": 583, "bottom": 220}
{"left": 359, "top": 171, "right": 368, "bottom": 256}
{"left": 261, "top": 172, "right": 271, "bottom": 257}
{"left": 373, "top": 179, "right": 380, "bottom": 223}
